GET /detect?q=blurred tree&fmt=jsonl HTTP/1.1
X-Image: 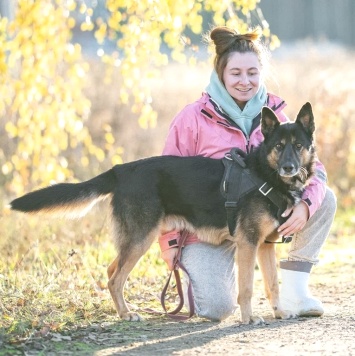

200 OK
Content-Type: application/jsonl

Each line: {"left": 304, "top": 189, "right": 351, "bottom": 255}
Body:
{"left": 0, "top": 0, "right": 277, "bottom": 194}
{"left": 0, "top": 0, "right": 105, "bottom": 193}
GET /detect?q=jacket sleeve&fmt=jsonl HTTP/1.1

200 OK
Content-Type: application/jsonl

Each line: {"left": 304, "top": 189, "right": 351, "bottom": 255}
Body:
{"left": 302, "top": 157, "right": 327, "bottom": 218}
{"left": 162, "top": 106, "right": 198, "bottom": 157}
{"left": 275, "top": 104, "right": 290, "bottom": 122}
{"left": 276, "top": 110, "right": 289, "bottom": 123}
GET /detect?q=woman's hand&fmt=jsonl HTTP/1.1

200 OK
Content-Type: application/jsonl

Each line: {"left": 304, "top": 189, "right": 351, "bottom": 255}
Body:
{"left": 161, "top": 247, "right": 179, "bottom": 271}
{"left": 278, "top": 201, "right": 309, "bottom": 237}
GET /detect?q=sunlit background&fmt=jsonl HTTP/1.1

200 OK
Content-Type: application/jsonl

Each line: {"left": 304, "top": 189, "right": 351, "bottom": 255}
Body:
{"left": 0, "top": 0, "right": 354, "bottom": 346}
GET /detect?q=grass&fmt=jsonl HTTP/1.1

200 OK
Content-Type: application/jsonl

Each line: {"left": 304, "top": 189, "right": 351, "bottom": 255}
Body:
{"left": 0, "top": 205, "right": 170, "bottom": 347}
{"left": 0, "top": 203, "right": 353, "bottom": 348}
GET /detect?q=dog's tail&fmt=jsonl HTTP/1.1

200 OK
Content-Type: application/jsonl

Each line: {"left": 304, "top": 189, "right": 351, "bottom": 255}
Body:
{"left": 9, "top": 169, "right": 117, "bottom": 218}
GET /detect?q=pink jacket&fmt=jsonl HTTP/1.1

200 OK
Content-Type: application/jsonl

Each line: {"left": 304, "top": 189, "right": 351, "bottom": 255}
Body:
{"left": 159, "top": 92, "right": 327, "bottom": 250}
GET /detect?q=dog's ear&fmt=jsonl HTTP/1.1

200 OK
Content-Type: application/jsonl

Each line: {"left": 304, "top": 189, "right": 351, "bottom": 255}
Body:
{"left": 296, "top": 102, "right": 315, "bottom": 136}
{"left": 261, "top": 106, "right": 280, "bottom": 139}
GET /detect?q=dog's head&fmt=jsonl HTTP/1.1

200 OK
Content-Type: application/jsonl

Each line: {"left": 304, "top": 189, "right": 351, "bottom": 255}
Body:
{"left": 261, "top": 102, "right": 316, "bottom": 185}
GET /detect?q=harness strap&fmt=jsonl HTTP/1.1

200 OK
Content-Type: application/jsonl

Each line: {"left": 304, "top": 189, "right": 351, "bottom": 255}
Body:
{"left": 247, "top": 172, "right": 293, "bottom": 244}
{"left": 222, "top": 150, "right": 257, "bottom": 235}
{"left": 249, "top": 179, "right": 287, "bottom": 221}
{"left": 222, "top": 148, "right": 292, "bottom": 244}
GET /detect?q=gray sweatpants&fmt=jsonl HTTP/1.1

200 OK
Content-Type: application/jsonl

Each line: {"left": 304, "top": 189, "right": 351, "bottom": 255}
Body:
{"left": 181, "top": 187, "right": 337, "bottom": 321}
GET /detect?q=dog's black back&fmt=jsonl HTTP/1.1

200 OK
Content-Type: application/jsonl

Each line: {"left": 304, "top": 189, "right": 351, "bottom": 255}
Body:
{"left": 112, "top": 156, "right": 226, "bottom": 233}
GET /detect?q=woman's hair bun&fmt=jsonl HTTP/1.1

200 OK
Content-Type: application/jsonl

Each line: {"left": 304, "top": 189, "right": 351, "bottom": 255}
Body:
{"left": 210, "top": 26, "right": 262, "bottom": 55}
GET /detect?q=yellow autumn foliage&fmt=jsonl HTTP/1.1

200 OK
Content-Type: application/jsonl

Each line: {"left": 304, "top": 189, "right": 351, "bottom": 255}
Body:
{"left": 0, "top": 0, "right": 92, "bottom": 193}
{"left": 0, "top": 0, "right": 276, "bottom": 195}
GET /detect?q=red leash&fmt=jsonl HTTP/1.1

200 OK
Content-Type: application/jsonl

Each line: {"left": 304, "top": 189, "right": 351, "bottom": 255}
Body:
{"left": 144, "top": 230, "right": 195, "bottom": 320}
{"left": 160, "top": 229, "right": 195, "bottom": 320}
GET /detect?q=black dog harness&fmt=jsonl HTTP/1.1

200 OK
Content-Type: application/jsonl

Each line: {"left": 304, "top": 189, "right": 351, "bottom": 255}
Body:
{"left": 221, "top": 148, "right": 292, "bottom": 243}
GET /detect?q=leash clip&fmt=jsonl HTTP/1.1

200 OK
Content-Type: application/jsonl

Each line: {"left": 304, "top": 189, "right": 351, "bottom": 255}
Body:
{"left": 259, "top": 182, "right": 273, "bottom": 196}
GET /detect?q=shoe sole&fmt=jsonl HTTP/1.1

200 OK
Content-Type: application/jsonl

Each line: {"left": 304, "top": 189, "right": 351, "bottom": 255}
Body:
{"left": 298, "top": 309, "right": 324, "bottom": 317}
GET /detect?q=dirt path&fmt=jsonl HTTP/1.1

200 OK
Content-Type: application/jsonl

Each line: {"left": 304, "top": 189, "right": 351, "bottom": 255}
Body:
{"left": 6, "top": 246, "right": 354, "bottom": 356}
{"left": 93, "top": 259, "right": 355, "bottom": 356}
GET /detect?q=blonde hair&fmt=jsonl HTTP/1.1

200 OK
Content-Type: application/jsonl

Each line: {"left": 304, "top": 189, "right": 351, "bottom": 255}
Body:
{"left": 208, "top": 26, "right": 270, "bottom": 83}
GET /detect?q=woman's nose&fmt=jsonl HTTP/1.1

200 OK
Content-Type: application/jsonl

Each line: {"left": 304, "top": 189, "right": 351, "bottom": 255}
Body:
{"left": 239, "top": 74, "right": 249, "bottom": 84}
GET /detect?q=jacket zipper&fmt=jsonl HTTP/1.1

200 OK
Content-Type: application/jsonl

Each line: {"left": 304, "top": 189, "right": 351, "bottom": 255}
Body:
{"left": 245, "top": 135, "right": 250, "bottom": 154}
{"left": 201, "top": 107, "right": 252, "bottom": 153}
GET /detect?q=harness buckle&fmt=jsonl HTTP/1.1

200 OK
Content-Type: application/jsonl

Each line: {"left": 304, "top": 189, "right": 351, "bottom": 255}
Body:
{"left": 259, "top": 182, "right": 273, "bottom": 196}
{"left": 282, "top": 235, "right": 293, "bottom": 243}
{"left": 224, "top": 153, "right": 233, "bottom": 161}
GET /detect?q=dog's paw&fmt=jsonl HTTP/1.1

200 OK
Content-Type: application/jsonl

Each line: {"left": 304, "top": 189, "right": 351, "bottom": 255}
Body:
{"left": 121, "top": 312, "right": 143, "bottom": 322}
{"left": 273, "top": 307, "right": 296, "bottom": 320}
{"left": 241, "top": 315, "right": 265, "bottom": 325}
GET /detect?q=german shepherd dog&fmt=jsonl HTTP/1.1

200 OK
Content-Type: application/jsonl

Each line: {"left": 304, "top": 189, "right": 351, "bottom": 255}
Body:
{"left": 10, "top": 103, "right": 316, "bottom": 325}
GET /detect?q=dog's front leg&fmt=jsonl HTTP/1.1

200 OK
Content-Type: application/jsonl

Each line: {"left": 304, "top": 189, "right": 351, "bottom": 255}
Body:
{"left": 237, "top": 239, "right": 264, "bottom": 325}
{"left": 257, "top": 242, "right": 283, "bottom": 318}
{"left": 257, "top": 242, "right": 294, "bottom": 320}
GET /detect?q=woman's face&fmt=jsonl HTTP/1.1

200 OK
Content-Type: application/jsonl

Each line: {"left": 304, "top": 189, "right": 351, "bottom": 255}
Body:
{"left": 222, "top": 52, "right": 262, "bottom": 109}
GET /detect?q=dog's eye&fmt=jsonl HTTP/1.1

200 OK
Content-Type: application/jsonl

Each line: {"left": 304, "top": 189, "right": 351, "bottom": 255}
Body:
{"left": 275, "top": 143, "right": 283, "bottom": 150}
{"left": 295, "top": 143, "right": 303, "bottom": 150}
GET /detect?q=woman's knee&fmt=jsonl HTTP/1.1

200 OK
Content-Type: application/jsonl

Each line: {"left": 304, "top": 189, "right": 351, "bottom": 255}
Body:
{"left": 195, "top": 292, "right": 237, "bottom": 321}
{"left": 181, "top": 242, "right": 237, "bottom": 321}
{"left": 312, "top": 187, "right": 337, "bottom": 221}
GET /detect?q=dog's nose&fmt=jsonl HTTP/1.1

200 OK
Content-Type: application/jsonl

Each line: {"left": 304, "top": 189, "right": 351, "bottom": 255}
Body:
{"left": 282, "top": 164, "right": 295, "bottom": 174}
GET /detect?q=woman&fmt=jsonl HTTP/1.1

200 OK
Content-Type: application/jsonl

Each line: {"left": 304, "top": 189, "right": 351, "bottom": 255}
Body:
{"left": 159, "top": 26, "right": 337, "bottom": 322}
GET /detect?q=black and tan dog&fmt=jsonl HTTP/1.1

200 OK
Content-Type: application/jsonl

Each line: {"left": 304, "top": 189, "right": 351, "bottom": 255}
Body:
{"left": 10, "top": 103, "right": 316, "bottom": 325}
